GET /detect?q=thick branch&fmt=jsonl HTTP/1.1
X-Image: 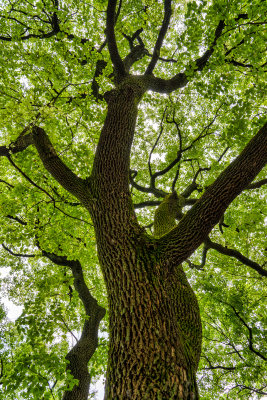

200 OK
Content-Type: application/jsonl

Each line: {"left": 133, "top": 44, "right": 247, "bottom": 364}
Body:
{"left": 145, "top": 0, "right": 172, "bottom": 74}
{"left": 145, "top": 17, "right": 234, "bottom": 93}
{"left": 3, "top": 228, "right": 106, "bottom": 399}
{"left": 91, "top": 59, "right": 107, "bottom": 101}
{"left": 31, "top": 127, "right": 86, "bottom": 201}
{"left": 1, "top": 127, "right": 87, "bottom": 203}
{"left": 206, "top": 238, "right": 267, "bottom": 277}
{"left": 40, "top": 251, "right": 105, "bottom": 400}
{"left": 158, "top": 122, "right": 267, "bottom": 266}
{"left": 194, "top": 20, "right": 225, "bottom": 71}
{"left": 0, "top": 132, "right": 33, "bottom": 155}
{"left": 106, "top": 0, "right": 126, "bottom": 78}
{"left": 123, "top": 45, "right": 147, "bottom": 73}
{"left": 146, "top": 73, "right": 188, "bottom": 94}
{"left": 181, "top": 182, "right": 200, "bottom": 198}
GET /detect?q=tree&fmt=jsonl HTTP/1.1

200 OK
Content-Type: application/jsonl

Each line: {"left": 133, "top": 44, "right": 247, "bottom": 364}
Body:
{"left": 0, "top": 0, "right": 266, "bottom": 399}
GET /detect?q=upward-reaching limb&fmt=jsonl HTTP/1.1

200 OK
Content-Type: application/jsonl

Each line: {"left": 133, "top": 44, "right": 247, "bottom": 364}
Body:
{"left": 0, "top": 126, "right": 87, "bottom": 203}
{"left": 157, "top": 121, "right": 267, "bottom": 266}
{"left": 145, "top": 16, "right": 251, "bottom": 94}
{"left": 145, "top": 0, "right": 172, "bottom": 75}
{"left": 106, "top": 0, "right": 126, "bottom": 79}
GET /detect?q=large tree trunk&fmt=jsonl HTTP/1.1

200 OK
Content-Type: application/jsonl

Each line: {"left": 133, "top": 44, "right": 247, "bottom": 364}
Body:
{"left": 87, "top": 82, "right": 201, "bottom": 399}
{"left": 26, "top": 79, "right": 264, "bottom": 399}
{"left": 103, "top": 248, "right": 201, "bottom": 400}
{"left": 90, "top": 209, "right": 201, "bottom": 399}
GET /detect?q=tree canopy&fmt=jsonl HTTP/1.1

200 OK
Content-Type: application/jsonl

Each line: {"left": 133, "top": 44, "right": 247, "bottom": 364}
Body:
{"left": 0, "top": 0, "right": 266, "bottom": 399}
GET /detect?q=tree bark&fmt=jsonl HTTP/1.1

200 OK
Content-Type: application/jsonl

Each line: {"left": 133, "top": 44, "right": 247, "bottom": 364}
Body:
{"left": 88, "top": 82, "right": 201, "bottom": 399}
{"left": 102, "top": 242, "right": 201, "bottom": 400}
{"left": 89, "top": 202, "right": 201, "bottom": 399}
{"left": 2, "top": 79, "right": 265, "bottom": 399}
{"left": 87, "top": 81, "right": 266, "bottom": 399}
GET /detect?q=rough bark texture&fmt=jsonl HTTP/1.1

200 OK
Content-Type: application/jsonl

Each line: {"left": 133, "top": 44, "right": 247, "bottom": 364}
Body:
{"left": 86, "top": 82, "right": 202, "bottom": 399}
{"left": 1, "top": 78, "right": 266, "bottom": 399}
{"left": 85, "top": 82, "right": 266, "bottom": 399}
{"left": 102, "top": 247, "right": 201, "bottom": 400}
{"left": 1, "top": 3, "right": 266, "bottom": 399}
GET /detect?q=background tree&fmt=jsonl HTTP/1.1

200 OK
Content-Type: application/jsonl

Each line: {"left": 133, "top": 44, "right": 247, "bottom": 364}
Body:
{"left": 0, "top": 0, "right": 266, "bottom": 399}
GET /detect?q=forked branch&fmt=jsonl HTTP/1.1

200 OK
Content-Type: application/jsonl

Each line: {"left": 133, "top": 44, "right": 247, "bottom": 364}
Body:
{"left": 159, "top": 121, "right": 267, "bottom": 267}
{"left": 146, "top": 16, "right": 249, "bottom": 93}
{"left": 229, "top": 305, "right": 266, "bottom": 361}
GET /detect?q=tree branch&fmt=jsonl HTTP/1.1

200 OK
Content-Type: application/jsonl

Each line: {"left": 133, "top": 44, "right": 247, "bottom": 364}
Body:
{"left": 146, "top": 73, "right": 188, "bottom": 94}
{"left": 145, "top": 15, "right": 251, "bottom": 94}
{"left": 122, "top": 28, "right": 144, "bottom": 50}
{"left": 134, "top": 200, "right": 161, "bottom": 209}
{"left": 91, "top": 59, "right": 107, "bottom": 101}
{"left": 181, "top": 147, "right": 228, "bottom": 198}
{"left": 6, "top": 215, "right": 27, "bottom": 225}
{"left": 201, "top": 355, "right": 236, "bottom": 371}
{"left": 246, "top": 178, "right": 267, "bottom": 190}
{"left": 40, "top": 251, "right": 105, "bottom": 400}
{"left": 2, "top": 244, "right": 35, "bottom": 258}
{"left": 0, "top": 179, "right": 14, "bottom": 189}
{"left": 0, "top": 8, "right": 60, "bottom": 42}
{"left": 152, "top": 153, "right": 182, "bottom": 185}
{"left": 229, "top": 305, "right": 267, "bottom": 361}
{"left": 31, "top": 127, "right": 86, "bottom": 202}
{"left": 145, "top": 0, "right": 172, "bottom": 74}
{"left": 205, "top": 314, "right": 245, "bottom": 360}
{"left": 195, "top": 20, "right": 226, "bottom": 71}
{"left": 123, "top": 45, "right": 147, "bottom": 73}
{"left": 130, "top": 170, "right": 167, "bottom": 198}
{"left": 186, "top": 243, "right": 208, "bottom": 270}
{"left": 0, "top": 132, "right": 33, "bottom": 156}
{"left": 158, "top": 121, "right": 267, "bottom": 267}
{"left": 1, "top": 126, "right": 89, "bottom": 204}
{"left": 206, "top": 237, "right": 267, "bottom": 277}
{"left": 106, "top": 0, "right": 126, "bottom": 78}
{"left": 7, "top": 155, "right": 55, "bottom": 201}
{"left": 234, "top": 384, "right": 267, "bottom": 396}
{"left": 133, "top": 197, "right": 196, "bottom": 210}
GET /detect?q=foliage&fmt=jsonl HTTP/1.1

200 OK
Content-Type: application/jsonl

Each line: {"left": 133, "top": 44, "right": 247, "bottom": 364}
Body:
{"left": 0, "top": 0, "right": 266, "bottom": 399}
